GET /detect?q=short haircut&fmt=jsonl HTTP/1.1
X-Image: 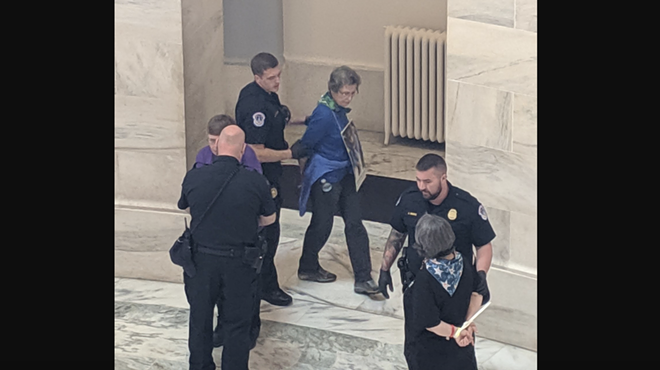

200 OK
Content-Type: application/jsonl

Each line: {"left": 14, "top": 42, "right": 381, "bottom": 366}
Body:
{"left": 251, "top": 52, "right": 279, "bottom": 76}
{"left": 413, "top": 213, "right": 456, "bottom": 259}
{"left": 415, "top": 153, "right": 447, "bottom": 173}
{"left": 328, "top": 65, "right": 362, "bottom": 93}
{"left": 207, "top": 114, "right": 236, "bottom": 136}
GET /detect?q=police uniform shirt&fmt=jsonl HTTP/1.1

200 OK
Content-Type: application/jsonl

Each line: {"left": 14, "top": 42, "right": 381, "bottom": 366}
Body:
{"left": 177, "top": 156, "right": 276, "bottom": 249}
{"left": 235, "top": 81, "right": 289, "bottom": 185}
{"left": 390, "top": 181, "right": 496, "bottom": 277}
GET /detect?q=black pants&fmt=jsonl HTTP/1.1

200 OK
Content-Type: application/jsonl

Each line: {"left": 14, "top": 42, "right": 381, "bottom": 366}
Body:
{"left": 298, "top": 175, "right": 372, "bottom": 282}
{"left": 261, "top": 183, "right": 283, "bottom": 293}
{"left": 184, "top": 250, "right": 257, "bottom": 370}
{"left": 403, "top": 283, "right": 417, "bottom": 370}
{"left": 403, "top": 281, "right": 478, "bottom": 370}
{"left": 214, "top": 231, "right": 266, "bottom": 342}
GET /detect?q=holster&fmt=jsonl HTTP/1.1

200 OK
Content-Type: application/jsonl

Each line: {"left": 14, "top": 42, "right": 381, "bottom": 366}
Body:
{"left": 398, "top": 247, "right": 414, "bottom": 293}
{"left": 243, "top": 234, "right": 268, "bottom": 274}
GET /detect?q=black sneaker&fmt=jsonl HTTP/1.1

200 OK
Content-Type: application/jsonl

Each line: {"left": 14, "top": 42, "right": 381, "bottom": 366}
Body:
{"left": 354, "top": 279, "right": 379, "bottom": 295}
{"left": 297, "top": 267, "right": 337, "bottom": 283}
{"left": 261, "top": 288, "right": 293, "bottom": 306}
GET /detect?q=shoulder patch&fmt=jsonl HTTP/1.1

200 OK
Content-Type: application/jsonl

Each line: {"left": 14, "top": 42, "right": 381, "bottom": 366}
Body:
{"left": 478, "top": 204, "right": 488, "bottom": 220}
{"left": 252, "top": 112, "right": 265, "bottom": 127}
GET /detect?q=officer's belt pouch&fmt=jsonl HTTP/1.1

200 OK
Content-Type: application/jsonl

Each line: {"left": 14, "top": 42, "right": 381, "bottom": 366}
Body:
{"left": 243, "top": 246, "right": 264, "bottom": 273}
{"left": 169, "top": 220, "right": 197, "bottom": 278}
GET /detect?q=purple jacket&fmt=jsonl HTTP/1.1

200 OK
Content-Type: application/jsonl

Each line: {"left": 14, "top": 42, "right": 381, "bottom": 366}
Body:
{"left": 194, "top": 145, "right": 262, "bottom": 174}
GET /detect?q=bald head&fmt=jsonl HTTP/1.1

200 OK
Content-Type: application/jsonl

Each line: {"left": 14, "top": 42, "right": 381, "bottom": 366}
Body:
{"left": 216, "top": 125, "right": 246, "bottom": 160}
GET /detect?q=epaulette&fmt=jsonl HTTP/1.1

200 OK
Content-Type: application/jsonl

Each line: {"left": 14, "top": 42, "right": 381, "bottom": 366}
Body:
{"left": 395, "top": 185, "right": 422, "bottom": 206}
{"left": 401, "top": 185, "right": 420, "bottom": 196}
{"left": 452, "top": 186, "right": 479, "bottom": 205}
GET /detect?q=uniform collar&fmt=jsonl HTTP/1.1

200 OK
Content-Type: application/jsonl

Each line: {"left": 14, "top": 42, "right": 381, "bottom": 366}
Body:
{"left": 249, "top": 81, "right": 279, "bottom": 102}
{"left": 446, "top": 181, "right": 455, "bottom": 195}
{"left": 212, "top": 155, "right": 240, "bottom": 165}
{"left": 425, "top": 181, "right": 454, "bottom": 206}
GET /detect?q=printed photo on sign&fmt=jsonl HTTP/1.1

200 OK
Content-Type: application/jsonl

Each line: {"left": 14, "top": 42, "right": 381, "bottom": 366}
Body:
{"left": 340, "top": 121, "right": 367, "bottom": 191}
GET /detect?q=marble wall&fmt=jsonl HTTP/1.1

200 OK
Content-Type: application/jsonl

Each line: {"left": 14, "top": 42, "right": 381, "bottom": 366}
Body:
{"left": 115, "top": 0, "right": 187, "bottom": 211}
{"left": 445, "top": 5, "right": 537, "bottom": 350}
{"left": 115, "top": 0, "right": 227, "bottom": 280}
{"left": 182, "top": 0, "right": 226, "bottom": 170}
{"left": 448, "top": 0, "right": 537, "bottom": 33}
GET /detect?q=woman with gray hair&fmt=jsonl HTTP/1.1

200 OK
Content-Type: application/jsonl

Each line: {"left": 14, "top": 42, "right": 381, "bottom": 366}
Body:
{"left": 294, "top": 66, "right": 378, "bottom": 295}
{"left": 405, "top": 213, "right": 487, "bottom": 370}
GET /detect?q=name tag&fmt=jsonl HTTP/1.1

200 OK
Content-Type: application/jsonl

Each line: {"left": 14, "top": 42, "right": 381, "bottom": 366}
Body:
{"left": 407, "top": 212, "right": 417, "bottom": 216}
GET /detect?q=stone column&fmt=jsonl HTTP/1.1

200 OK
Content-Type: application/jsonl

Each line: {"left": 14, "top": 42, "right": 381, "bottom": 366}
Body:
{"left": 445, "top": 0, "right": 537, "bottom": 351}
{"left": 182, "top": 0, "right": 227, "bottom": 170}
{"left": 115, "top": 0, "right": 227, "bottom": 283}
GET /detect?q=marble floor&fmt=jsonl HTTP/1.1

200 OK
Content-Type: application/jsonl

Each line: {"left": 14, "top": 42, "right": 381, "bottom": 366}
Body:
{"left": 115, "top": 127, "right": 536, "bottom": 368}
{"left": 115, "top": 208, "right": 537, "bottom": 369}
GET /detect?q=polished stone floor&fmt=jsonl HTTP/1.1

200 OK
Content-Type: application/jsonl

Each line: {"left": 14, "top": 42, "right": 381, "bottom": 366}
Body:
{"left": 115, "top": 126, "right": 536, "bottom": 369}
{"left": 115, "top": 209, "right": 537, "bottom": 370}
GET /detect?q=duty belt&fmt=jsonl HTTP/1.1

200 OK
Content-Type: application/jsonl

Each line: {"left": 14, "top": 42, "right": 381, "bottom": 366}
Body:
{"left": 195, "top": 245, "right": 245, "bottom": 258}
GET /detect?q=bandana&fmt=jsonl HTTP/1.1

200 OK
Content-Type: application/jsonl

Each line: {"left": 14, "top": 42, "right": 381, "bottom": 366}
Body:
{"left": 425, "top": 252, "right": 464, "bottom": 296}
{"left": 318, "top": 92, "right": 352, "bottom": 113}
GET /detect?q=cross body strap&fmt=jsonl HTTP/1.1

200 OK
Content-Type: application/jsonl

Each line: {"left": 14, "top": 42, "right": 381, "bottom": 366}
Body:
{"left": 190, "top": 166, "right": 240, "bottom": 234}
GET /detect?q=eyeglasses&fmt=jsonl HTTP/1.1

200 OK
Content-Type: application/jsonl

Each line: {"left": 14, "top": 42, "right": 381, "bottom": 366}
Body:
{"left": 337, "top": 90, "right": 357, "bottom": 98}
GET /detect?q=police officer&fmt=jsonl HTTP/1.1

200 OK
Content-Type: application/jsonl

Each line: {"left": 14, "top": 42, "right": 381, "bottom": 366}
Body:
{"left": 235, "top": 52, "right": 309, "bottom": 307}
{"left": 190, "top": 114, "right": 264, "bottom": 350}
{"left": 376, "top": 153, "right": 494, "bottom": 369}
{"left": 177, "top": 126, "right": 277, "bottom": 370}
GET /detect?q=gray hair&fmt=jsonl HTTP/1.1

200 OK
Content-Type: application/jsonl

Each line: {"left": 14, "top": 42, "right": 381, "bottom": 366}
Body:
{"left": 328, "top": 66, "right": 361, "bottom": 93}
{"left": 412, "top": 214, "right": 456, "bottom": 259}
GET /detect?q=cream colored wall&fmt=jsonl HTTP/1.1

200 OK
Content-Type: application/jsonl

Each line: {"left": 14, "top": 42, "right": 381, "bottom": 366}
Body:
{"left": 283, "top": 0, "right": 446, "bottom": 69}
{"left": 264, "top": 0, "right": 449, "bottom": 134}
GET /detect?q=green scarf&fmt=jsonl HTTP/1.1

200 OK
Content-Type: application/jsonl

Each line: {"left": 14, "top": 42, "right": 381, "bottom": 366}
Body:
{"left": 318, "top": 92, "right": 351, "bottom": 113}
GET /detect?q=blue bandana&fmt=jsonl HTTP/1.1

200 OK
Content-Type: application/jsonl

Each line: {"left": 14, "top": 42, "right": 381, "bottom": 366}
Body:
{"left": 425, "top": 252, "right": 464, "bottom": 296}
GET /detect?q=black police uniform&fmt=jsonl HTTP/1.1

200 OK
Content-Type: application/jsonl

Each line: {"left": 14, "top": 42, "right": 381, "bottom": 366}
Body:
{"left": 389, "top": 181, "right": 495, "bottom": 370}
{"left": 235, "top": 81, "right": 290, "bottom": 299}
{"left": 177, "top": 156, "right": 276, "bottom": 370}
{"left": 190, "top": 157, "right": 264, "bottom": 349}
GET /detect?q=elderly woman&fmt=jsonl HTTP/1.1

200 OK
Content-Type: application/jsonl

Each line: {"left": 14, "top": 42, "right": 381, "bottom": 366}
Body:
{"left": 294, "top": 66, "right": 378, "bottom": 295}
{"left": 406, "top": 213, "right": 487, "bottom": 370}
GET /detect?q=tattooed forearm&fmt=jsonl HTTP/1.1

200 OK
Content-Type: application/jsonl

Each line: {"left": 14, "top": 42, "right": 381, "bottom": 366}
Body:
{"left": 381, "top": 228, "right": 407, "bottom": 271}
